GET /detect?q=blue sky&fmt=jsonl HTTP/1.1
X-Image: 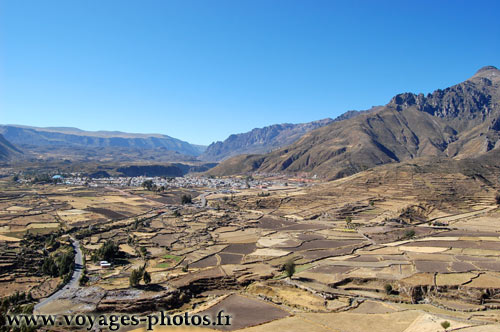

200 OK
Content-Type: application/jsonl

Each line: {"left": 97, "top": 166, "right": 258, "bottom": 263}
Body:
{"left": 1, "top": 0, "right": 499, "bottom": 145}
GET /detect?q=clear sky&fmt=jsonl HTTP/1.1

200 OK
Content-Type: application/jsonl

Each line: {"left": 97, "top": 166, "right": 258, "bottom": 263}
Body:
{"left": 1, "top": 0, "right": 499, "bottom": 145}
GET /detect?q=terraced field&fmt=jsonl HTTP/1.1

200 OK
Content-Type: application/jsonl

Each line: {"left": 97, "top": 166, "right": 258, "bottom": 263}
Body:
{"left": 2, "top": 158, "right": 500, "bottom": 331}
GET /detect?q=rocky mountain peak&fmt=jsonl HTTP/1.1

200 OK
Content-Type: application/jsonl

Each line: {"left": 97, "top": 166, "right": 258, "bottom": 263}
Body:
{"left": 470, "top": 65, "right": 500, "bottom": 82}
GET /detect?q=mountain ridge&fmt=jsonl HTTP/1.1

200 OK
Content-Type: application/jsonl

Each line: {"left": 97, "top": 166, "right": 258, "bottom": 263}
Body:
{"left": 208, "top": 66, "right": 500, "bottom": 179}
{"left": 200, "top": 107, "right": 379, "bottom": 162}
{"left": 0, "top": 125, "right": 206, "bottom": 156}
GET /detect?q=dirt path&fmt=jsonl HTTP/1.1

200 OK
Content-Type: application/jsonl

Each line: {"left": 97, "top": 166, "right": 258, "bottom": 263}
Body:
{"left": 429, "top": 206, "right": 497, "bottom": 224}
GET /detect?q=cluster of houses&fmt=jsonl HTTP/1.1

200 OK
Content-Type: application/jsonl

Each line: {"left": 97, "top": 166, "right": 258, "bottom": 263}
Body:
{"left": 53, "top": 174, "right": 303, "bottom": 191}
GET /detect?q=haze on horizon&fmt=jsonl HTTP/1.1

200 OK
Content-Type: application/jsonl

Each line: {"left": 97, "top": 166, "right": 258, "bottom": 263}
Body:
{"left": 1, "top": 0, "right": 499, "bottom": 145}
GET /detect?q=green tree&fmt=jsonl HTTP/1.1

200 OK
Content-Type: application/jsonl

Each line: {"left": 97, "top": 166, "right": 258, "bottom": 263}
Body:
{"left": 345, "top": 216, "right": 352, "bottom": 229}
{"left": 140, "top": 246, "right": 148, "bottom": 257}
{"left": 96, "top": 240, "right": 119, "bottom": 262}
{"left": 441, "top": 321, "right": 450, "bottom": 331}
{"left": 41, "top": 257, "right": 57, "bottom": 277}
{"left": 283, "top": 260, "right": 296, "bottom": 278}
{"left": 79, "top": 272, "right": 89, "bottom": 286}
{"left": 143, "top": 271, "right": 151, "bottom": 285}
{"left": 142, "top": 180, "right": 154, "bottom": 191}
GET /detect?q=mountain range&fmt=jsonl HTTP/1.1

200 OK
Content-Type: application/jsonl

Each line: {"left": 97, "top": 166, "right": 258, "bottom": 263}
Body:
{"left": 200, "top": 108, "right": 379, "bottom": 162}
{"left": 0, "top": 125, "right": 206, "bottom": 156}
{"left": 199, "top": 118, "right": 334, "bottom": 161}
{"left": 2, "top": 66, "right": 499, "bottom": 176}
{"left": 208, "top": 66, "right": 500, "bottom": 179}
{"left": 0, "top": 114, "right": 346, "bottom": 164}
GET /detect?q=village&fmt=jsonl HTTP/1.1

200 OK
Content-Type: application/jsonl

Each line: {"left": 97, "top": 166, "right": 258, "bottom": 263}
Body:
{"left": 16, "top": 172, "right": 313, "bottom": 192}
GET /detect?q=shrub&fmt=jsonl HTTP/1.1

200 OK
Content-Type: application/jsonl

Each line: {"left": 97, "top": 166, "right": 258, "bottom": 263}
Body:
{"left": 283, "top": 260, "right": 296, "bottom": 278}
{"left": 129, "top": 268, "right": 143, "bottom": 287}
{"left": 496, "top": 192, "right": 500, "bottom": 205}
{"left": 441, "top": 321, "right": 450, "bottom": 330}
{"left": 181, "top": 194, "right": 192, "bottom": 204}
{"left": 384, "top": 284, "right": 393, "bottom": 295}
{"left": 404, "top": 229, "right": 416, "bottom": 239}
{"left": 345, "top": 216, "right": 353, "bottom": 229}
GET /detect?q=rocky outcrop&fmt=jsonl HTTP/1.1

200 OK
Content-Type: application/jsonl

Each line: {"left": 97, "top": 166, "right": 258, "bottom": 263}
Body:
{"left": 96, "top": 288, "right": 189, "bottom": 313}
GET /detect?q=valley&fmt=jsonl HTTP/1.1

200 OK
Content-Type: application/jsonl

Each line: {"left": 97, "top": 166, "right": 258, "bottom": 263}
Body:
{"left": 2, "top": 67, "right": 500, "bottom": 332}
{"left": 2, "top": 152, "right": 500, "bottom": 331}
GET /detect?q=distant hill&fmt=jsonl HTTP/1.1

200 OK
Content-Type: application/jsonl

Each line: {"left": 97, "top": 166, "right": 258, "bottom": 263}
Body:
{"left": 209, "top": 66, "right": 500, "bottom": 179}
{"left": 0, "top": 134, "right": 21, "bottom": 161}
{"left": 0, "top": 125, "right": 206, "bottom": 161}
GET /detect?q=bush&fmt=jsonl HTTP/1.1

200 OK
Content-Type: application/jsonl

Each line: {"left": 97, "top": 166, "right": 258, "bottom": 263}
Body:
{"left": 129, "top": 268, "right": 143, "bottom": 287}
{"left": 404, "top": 229, "right": 416, "bottom": 239}
{"left": 496, "top": 192, "right": 500, "bottom": 205}
{"left": 384, "top": 284, "right": 393, "bottom": 295}
{"left": 441, "top": 321, "right": 450, "bottom": 330}
{"left": 181, "top": 194, "right": 192, "bottom": 204}
{"left": 345, "top": 216, "right": 353, "bottom": 229}
{"left": 283, "top": 260, "right": 296, "bottom": 278}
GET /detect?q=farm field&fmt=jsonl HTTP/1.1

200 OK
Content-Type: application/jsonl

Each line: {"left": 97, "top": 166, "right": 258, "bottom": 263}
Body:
{"left": 2, "top": 159, "right": 500, "bottom": 331}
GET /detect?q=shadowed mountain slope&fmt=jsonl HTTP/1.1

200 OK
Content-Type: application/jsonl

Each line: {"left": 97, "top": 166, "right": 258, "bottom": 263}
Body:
{"left": 0, "top": 134, "right": 22, "bottom": 161}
